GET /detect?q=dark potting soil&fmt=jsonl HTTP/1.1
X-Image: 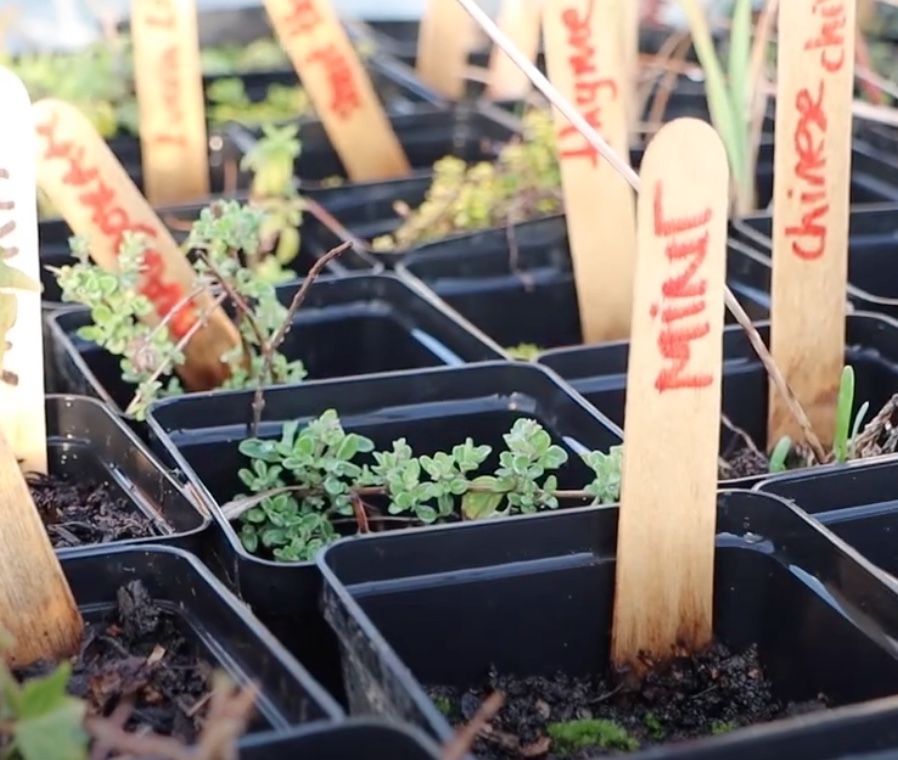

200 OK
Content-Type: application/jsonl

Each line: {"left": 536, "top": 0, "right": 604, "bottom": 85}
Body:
{"left": 17, "top": 580, "right": 214, "bottom": 743}
{"left": 718, "top": 442, "right": 770, "bottom": 480}
{"left": 27, "top": 473, "right": 158, "bottom": 548}
{"left": 427, "top": 642, "right": 827, "bottom": 758}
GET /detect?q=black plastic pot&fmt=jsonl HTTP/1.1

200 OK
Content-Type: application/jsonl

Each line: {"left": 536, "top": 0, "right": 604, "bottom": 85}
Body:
{"left": 297, "top": 132, "right": 898, "bottom": 276}
{"left": 538, "top": 313, "right": 898, "bottom": 487}
{"left": 43, "top": 394, "right": 209, "bottom": 555}
{"left": 144, "top": 362, "right": 623, "bottom": 702}
{"left": 395, "top": 215, "right": 771, "bottom": 352}
{"left": 733, "top": 203, "right": 898, "bottom": 321}
{"left": 754, "top": 457, "right": 898, "bottom": 580}
{"left": 229, "top": 101, "right": 523, "bottom": 191}
{"left": 62, "top": 543, "right": 342, "bottom": 729}
{"left": 48, "top": 272, "right": 506, "bottom": 416}
{"left": 317, "top": 490, "right": 898, "bottom": 756}
{"left": 237, "top": 720, "right": 442, "bottom": 759}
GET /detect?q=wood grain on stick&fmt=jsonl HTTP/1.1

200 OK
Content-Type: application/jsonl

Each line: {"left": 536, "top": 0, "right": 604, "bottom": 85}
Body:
{"left": 131, "top": 0, "right": 210, "bottom": 205}
{"left": 542, "top": 0, "right": 636, "bottom": 342}
{"left": 262, "top": 0, "right": 410, "bottom": 180}
{"left": 768, "top": 0, "right": 856, "bottom": 451}
{"left": 416, "top": 0, "right": 473, "bottom": 99}
{"left": 0, "top": 427, "right": 83, "bottom": 667}
{"left": 0, "top": 67, "right": 46, "bottom": 475}
{"left": 611, "top": 118, "right": 729, "bottom": 673}
{"left": 486, "top": 0, "right": 543, "bottom": 100}
{"left": 32, "top": 98, "right": 241, "bottom": 392}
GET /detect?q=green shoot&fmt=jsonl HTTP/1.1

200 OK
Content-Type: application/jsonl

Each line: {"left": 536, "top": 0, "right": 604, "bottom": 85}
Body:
{"left": 677, "top": 0, "right": 754, "bottom": 213}
{"left": 768, "top": 436, "right": 792, "bottom": 473}
{"left": 832, "top": 364, "right": 855, "bottom": 463}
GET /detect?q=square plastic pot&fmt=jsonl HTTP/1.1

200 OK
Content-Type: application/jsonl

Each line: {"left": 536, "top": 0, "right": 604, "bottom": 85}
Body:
{"left": 235, "top": 720, "right": 442, "bottom": 759}
{"left": 395, "top": 215, "right": 771, "bottom": 351}
{"left": 316, "top": 490, "right": 898, "bottom": 756}
{"left": 296, "top": 134, "right": 893, "bottom": 275}
{"left": 754, "top": 456, "right": 898, "bottom": 582}
{"left": 44, "top": 394, "right": 210, "bottom": 555}
{"left": 62, "top": 543, "right": 343, "bottom": 730}
{"left": 733, "top": 203, "right": 898, "bottom": 320}
{"left": 537, "top": 313, "right": 898, "bottom": 487}
{"left": 143, "top": 362, "right": 623, "bottom": 703}
{"left": 47, "top": 272, "right": 506, "bottom": 417}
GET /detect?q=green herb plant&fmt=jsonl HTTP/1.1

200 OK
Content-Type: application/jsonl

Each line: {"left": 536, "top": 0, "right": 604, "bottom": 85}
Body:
{"left": 225, "top": 410, "right": 623, "bottom": 562}
{"left": 506, "top": 342, "right": 541, "bottom": 361}
{"left": 0, "top": 637, "right": 255, "bottom": 760}
{"left": 768, "top": 365, "right": 870, "bottom": 473}
{"left": 52, "top": 201, "right": 347, "bottom": 421}
{"left": 239, "top": 123, "right": 305, "bottom": 284}
{"left": 371, "top": 108, "right": 562, "bottom": 252}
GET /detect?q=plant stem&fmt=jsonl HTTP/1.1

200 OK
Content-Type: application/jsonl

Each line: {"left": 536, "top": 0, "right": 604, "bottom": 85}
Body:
{"left": 248, "top": 241, "right": 351, "bottom": 436}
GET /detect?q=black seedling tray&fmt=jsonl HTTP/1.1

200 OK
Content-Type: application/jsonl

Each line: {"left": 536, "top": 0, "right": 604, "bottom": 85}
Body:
{"left": 45, "top": 394, "right": 209, "bottom": 554}
{"left": 144, "top": 362, "right": 623, "bottom": 701}
{"left": 317, "top": 490, "right": 898, "bottom": 756}
{"left": 733, "top": 203, "right": 898, "bottom": 320}
{"left": 754, "top": 457, "right": 898, "bottom": 581}
{"left": 236, "top": 720, "right": 443, "bottom": 759}
{"left": 537, "top": 313, "right": 898, "bottom": 487}
{"left": 63, "top": 543, "right": 343, "bottom": 730}
{"left": 395, "top": 215, "right": 771, "bottom": 351}
{"left": 48, "top": 272, "right": 506, "bottom": 415}
{"left": 229, "top": 101, "right": 523, "bottom": 190}
{"left": 297, "top": 134, "right": 896, "bottom": 275}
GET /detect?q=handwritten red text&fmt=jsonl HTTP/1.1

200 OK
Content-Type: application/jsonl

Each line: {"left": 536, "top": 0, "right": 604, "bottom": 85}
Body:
{"left": 785, "top": 0, "right": 847, "bottom": 261}
{"left": 650, "top": 181, "right": 713, "bottom": 393}
{"left": 35, "top": 111, "right": 198, "bottom": 339}
{"left": 276, "top": 0, "right": 364, "bottom": 121}
{"left": 556, "top": 0, "right": 618, "bottom": 166}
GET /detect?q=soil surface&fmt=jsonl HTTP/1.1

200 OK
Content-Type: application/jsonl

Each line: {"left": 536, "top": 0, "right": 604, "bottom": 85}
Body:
{"left": 28, "top": 473, "right": 157, "bottom": 548}
{"left": 718, "top": 443, "right": 769, "bottom": 480}
{"left": 18, "top": 580, "right": 212, "bottom": 742}
{"left": 427, "top": 642, "right": 828, "bottom": 758}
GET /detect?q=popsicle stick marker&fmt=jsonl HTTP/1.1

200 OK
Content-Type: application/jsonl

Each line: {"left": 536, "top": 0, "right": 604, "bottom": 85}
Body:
{"left": 0, "top": 68, "right": 83, "bottom": 667}
{"left": 32, "top": 98, "right": 242, "bottom": 393}
{"left": 542, "top": 0, "right": 636, "bottom": 342}
{"left": 416, "top": 0, "right": 473, "bottom": 99}
{"left": 262, "top": 0, "right": 411, "bottom": 181}
{"left": 768, "top": 0, "right": 856, "bottom": 452}
{"left": 131, "top": 0, "right": 210, "bottom": 205}
{"left": 611, "top": 118, "right": 729, "bottom": 676}
{"left": 486, "top": 0, "right": 542, "bottom": 100}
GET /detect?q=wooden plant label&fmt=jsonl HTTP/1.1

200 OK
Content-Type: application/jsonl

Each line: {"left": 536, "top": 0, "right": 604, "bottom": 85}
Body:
{"left": 416, "top": 0, "right": 473, "bottom": 99}
{"left": 0, "top": 69, "right": 83, "bottom": 668}
{"left": 542, "top": 0, "right": 636, "bottom": 343}
{"left": 131, "top": 0, "right": 210, "bottom": 205}
{"left": 617, "top": 0, "right": 638, "bottom": 131}
{"left": 768, "top": 0, "right": 856, "bottom": 450}
{"left": 610, "top": 118, "right": 729, "bottom": 673}
{"left": 486, "top": 0, "right": 543, "bottom": 100}
{"left": 262, "top": 0, "right": 411, "bottom": 181}
{"left": 0, "top": 67, "right": 46, "bottom": 475}
{"left": 32, "top": 98, "right": 241, "bottom": 392}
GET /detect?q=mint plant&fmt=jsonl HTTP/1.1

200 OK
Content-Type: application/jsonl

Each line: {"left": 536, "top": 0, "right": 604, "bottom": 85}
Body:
{"left": 52, "top": 201, "right": 347, "bottom": 421}
{"left": 227, "top": 410, "right": 623, "bottom": 562}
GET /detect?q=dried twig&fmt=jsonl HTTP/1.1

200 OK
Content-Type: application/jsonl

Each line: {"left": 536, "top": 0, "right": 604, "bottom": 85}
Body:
{"left": 249, "top": 242, "right": 351, "bottom": 436}
{"left": 441, "top": 691, "right": 504, "bottom": 760}
{"left": 86, "top": 673, "right": 258, "bottom": 760}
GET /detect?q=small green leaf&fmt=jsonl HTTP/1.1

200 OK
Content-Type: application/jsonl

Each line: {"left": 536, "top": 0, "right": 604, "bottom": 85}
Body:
{"left": 461, "top": 476, "right": 506, "bottom": 520}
